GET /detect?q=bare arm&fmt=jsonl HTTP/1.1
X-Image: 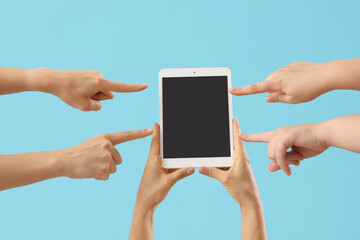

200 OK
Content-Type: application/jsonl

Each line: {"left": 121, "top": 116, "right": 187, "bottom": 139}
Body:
{"left": 0, "top": 67, "right": 35, "bottom": 94}
{"left": 0, "top": 129, "right": 152, "bottom": 191}
{"left": 323, "top": 115, "right": 360, "bottom": 153}
{"left": 0, "top": 67, "right": 147, "bottom": 111}
{"left": 0, "top": 151, "right": 64, "bottom": 191}
{"left": 240, "top": 202, "right": 266, "bottom": 240}
{"left": 129, "top": 206, "right": 155, "bottom": 240}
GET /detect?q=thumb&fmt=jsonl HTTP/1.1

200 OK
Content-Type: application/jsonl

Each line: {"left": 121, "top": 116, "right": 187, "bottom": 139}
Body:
{"left": 170, "top": 167, "right": 195, "bottom": 183}
{"left": 198, "top": 167, "right": 224, "bottom": 182}
{"left": 83, "top": 99, "right": 102, "bottom": 111}
{"left": 266, "top": 92, "right": 291, "bottom": 103}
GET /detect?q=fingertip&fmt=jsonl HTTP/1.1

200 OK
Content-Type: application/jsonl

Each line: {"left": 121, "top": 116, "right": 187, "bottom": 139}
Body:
{"left": 266, "top": 96, "right": 275, "bottom": 103}
{"left": 187, "top": 167, "right": 195, "bottom": 175}
{"left": 140, "top": 83, "right": 148, "bottom": 90}
{"left": 293, "top": 161, "right": 300, "bottom": 166}
{"left": 92, "top": 102, "right": 102, "bottom": 111}
{"left": 198, "top": 167, "right": 207, "bottom": 175}
{"left": 229, "top": 88, "right": 240, "bottom": 95}
{"left": 285, "top": 167, "right": 292, "bottom": 176}
{"left": 145, "top": 128, "right": 153, "bottom": 134}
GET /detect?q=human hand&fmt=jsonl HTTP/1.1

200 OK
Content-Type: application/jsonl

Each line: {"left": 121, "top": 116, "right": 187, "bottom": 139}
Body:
{"left": 28, "top": 68, "right": 148, "bottom": 111}
{"left": 199, "top": 118, "right": 261, "bottom": 206}
{"left": 240, "top": 122, "right": 329, "bottom": 176}
{"left": 59, "top": 128, "right": 153, "bottom": 180}
{"left": 135, "top": 123, "right": 195, "bottom": 211}
{"left": 229, "top": 61, "right": 337, "bottom": 104}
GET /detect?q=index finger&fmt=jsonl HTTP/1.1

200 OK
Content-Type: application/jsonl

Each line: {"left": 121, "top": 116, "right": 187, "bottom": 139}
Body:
{"left": 102, "top": 79, "right": 148, "bottom": 93}
{"left": 106, "top": 128, "right": 153, "bottom": 145}
{"left": 239, "top": 131, "right": 274, "bottom": 143}
{"left": 229, "top": 81, "right": 272, "bottom": 96}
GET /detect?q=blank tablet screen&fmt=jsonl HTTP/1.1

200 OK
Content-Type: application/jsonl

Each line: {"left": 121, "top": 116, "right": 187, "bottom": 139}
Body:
{"left": 162, "top": 76, "right": 230, "bottom": 158}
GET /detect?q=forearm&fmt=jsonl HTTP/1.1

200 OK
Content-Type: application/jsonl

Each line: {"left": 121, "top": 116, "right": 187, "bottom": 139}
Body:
{"left": 0, "top": 67, "right": 34, "bottom": 94}
{"left": 328, "top": 59, "right": 360, "bottom": 91}
{"left": 321, "top": 115, "right": 360, "bottom": 153}
{"left": 0, "top": 151, "right": 65, "bottom": 191}
{"left": 240, "top": 200, "right": 267, "bottom": 240}
{"left": 0, "top": 67, "right": 57, "bottom": 95}
{"left": 129, "top": 203, "right": 155, "bottom": 240}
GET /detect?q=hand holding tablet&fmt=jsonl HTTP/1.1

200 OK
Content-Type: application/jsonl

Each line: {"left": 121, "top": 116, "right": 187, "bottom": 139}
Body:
{"left": 129, "top": 123, "right": 194, "bottom": 240}
{"left": 199, "top": 118, "right": 267, "bottom": 240}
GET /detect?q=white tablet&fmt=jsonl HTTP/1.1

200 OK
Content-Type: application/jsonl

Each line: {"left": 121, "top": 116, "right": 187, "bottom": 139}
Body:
{"left": 159, "top": 67, "right": 233, "bottom": 168}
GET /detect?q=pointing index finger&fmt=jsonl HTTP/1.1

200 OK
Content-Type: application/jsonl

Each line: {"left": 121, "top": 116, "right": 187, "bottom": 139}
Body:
{"left": 239, "top": 131, "right": 274, "bottom": 143}
{"left": 102, "top": 79, "right": 148, "bottom": 93}
{"left": 229, "top": 81, "right": 272, "bottom": 96}
{"left": 106, "top": 128, "right": 153, "bottom": 145}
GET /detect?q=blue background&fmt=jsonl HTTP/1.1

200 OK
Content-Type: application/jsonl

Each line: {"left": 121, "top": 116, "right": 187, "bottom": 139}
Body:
{"left": 1, "top": 0, "right": 360, "bottom": 239}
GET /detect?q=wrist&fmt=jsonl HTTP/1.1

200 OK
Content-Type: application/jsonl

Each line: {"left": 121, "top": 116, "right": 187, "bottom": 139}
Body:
{"left": 25, "top": 68, "right": 60, "bottom": 94}
{"left": 318, "top": 61, "right": 342, "bottom": 93}
{"left": 133, "top": 201, "right": 156, "bottom": 222}
{"left": 134, "top": 197, "right": 157, "bottom": 213}
{"left": 38, "top": 150, "right": 68, "bottom": 178}
{"left": 326, "top": 59, "right": 360, "bottom": 91}
{"left": 53, "top": 149, "right": 72, "bottom": 178}
{"left": 315, "top": 121, "right": 332, "bottom": 148}
{"left": 239, "top": 197, "right": 263, "bottom": 211}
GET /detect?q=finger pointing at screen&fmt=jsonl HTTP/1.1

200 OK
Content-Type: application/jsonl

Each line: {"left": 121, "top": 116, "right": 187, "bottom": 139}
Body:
{"left": 0, "top": 128, "right": 153, "bottom": 191}
{"left": 239, "top": 123, "right": 331, "bottom": 176}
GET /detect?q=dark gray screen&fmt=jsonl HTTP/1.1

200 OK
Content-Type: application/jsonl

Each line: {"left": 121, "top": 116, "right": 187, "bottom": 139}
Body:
{"left": 162, "top": 76, "right": 230, "bottom": 158}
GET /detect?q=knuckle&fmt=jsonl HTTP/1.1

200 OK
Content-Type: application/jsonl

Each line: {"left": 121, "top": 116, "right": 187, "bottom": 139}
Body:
{"left": 100, "top": 140, "right": 112, "bottom": 149}
{"left": 123, "top": 131, "right": 133, "bottom": 139}
{"left": 102, "top": 175, "right": 109, "bottom": 181}
{"left": 250, "top": 83, "right": 258, "bottom": 91}
{"left": 277, "top": 126, "right": 287, "bottom": 133}
{"left": 110, "top": 166, "right": 117, "bottom": 174}
{"left": 100, "top": 152, "right": 111, "bottom": 161}
{"left": 101, "top": 164, "right": 109, "bottom": 174}
{"left": 89, "top": 70, "right": 102, "bottom": 76}
{"left": 97, "top": 133, "right": 108, "bottom": 140}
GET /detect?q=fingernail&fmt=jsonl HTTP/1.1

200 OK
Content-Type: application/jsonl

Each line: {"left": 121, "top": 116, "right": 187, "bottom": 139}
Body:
{"left": 146, "top": 128, "right": 153, "bottom": 134}
{"left": 238, "top": 132, "right": 245, "bottom": 139}
{"left": 236, "top": 117, "right": 240, "bottom": 129}
{"left": 266, "top": 96, "right": 275, "bottom": 102}
{"left": 198, "top": 167, "right": 207, "bottom": 174}
{"left": 187, "top": 168, "right": 194, "bottom": 175}
{"left": 229, "top": 88, "right": 235, "bottom": 93}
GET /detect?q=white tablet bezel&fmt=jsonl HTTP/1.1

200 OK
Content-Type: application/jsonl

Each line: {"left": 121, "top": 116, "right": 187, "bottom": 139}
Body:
{"left": 159, "top": 67, "right": 233, "bottom": 169}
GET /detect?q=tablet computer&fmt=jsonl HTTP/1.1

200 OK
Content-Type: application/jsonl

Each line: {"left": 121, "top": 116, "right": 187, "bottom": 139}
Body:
{"left": 159, "top": 67, "right": 233, "bottom": 168}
